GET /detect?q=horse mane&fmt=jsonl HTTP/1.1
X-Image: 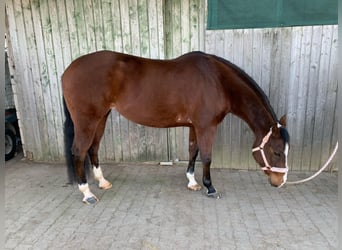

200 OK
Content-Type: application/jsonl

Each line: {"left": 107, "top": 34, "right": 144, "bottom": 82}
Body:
{"left": 211, "top": 54, "right": 278, "bottom": 122}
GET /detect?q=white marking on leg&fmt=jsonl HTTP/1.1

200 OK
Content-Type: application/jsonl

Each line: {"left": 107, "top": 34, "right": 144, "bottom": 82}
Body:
{"left": 93, "top": 166, "right": 112, "bottom": 189}
{"left": 186, "top": 172, "right": 201, "bottom": 191}
{"left": 78, "top": 183, "right": 98, "bottom": 204}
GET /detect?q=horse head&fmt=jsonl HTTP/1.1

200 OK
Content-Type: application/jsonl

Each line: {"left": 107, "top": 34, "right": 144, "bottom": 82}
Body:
{"left": 252, "top": 115, "right": 290, "bottom": 187}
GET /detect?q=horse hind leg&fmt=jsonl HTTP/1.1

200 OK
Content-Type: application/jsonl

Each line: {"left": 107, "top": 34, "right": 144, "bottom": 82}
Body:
{"left": 88, "top": 111, "right": 112, "bottom": 190}
{"left": 73, "top": 132, "right": 99, "bottom": 204}
{"left": 186, "top": 127, "right": 201, "bottom": 191}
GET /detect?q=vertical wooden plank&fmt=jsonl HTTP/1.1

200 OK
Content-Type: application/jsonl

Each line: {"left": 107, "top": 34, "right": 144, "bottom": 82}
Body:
{"left": 103, "top": 0, "right": 115, "bottom": 51}
{"left": 137, "top": 0, "right": 149, "bottom": 56}
{"left": 110, "top": 110, "right": 124, "bottom": 162}
{"left": 257, "top": 28, "right": 271, "bottom": 110}
{"left": 320, "top": 25, "right": 337, "bottom": 167}
{"left": 112, "top": 0, "right": 123, "bottom": 52}
{"left": 147, "top": 0, "right": 158, "bottom": 58}
{"left": 48, "top": 0, "right": 69, "bottom": 159}
{"left": 268, "top": 28, "right": 279, "bottom": 113}
{"left": 287, "top": 27, "right": 303, "bottom": 169}
{"left": 17, "top": 0, "right": 45, "bottom": 160}
{"left": 250, "top": 29, "right": 263, "bottom": 84}
{"left": 72, "top": 0, "right": 88, "bottom": 55}
{"left": 82, "top": 0, "right": 96, "bottom": 51}
{"left": 277, "top": 28, "right": 292, "bottom": 117}
{"left": 163, "top": 0, "right": 172, "bottom": 58}
{"left": 311, "top": 25, "right": 333, "bottom": 170}
{"left": 156, "top": 0, "right": 165, "bottom": 58}
{"left": 295, "top": 26, "right": 313, "bottom": 169}
{"left": 180, "top": 0, "right": 190, "bottom": 53}
{"left": 64, "top": 0, "right": 80, "bottom": 60}
{"left": 189, "top": 0, "right": 203, "bottom": 51}
{"left": 169, "top": 0, "right": 181, "bottom": 57}
{"left": 300, "top": 26, "right": 323, "bottom": 170}
{"left": 55, "top": 0, "right": 72, "bottom": 69}
{"left": 128, "top": 0, "right": 140, "bottom": 55}
{"left": 168, "top": 126, "right": 177, "bottom": 161}
{"left": 94, "top": 0, "right": 106, "bottom": 50}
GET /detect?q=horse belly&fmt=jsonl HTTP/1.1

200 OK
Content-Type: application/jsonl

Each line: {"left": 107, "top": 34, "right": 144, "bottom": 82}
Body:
{"left": 114, "top": 103, "right": 185, "bottom": 128}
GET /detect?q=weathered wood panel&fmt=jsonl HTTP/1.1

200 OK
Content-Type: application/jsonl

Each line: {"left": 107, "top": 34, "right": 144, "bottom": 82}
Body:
{"left": 206, "top": 26, "right": 338, "bottom": 171}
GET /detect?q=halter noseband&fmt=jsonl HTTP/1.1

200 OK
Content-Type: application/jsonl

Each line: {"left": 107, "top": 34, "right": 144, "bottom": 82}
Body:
{"left": 252, "top": 124, "right": 288, "bottom": 174}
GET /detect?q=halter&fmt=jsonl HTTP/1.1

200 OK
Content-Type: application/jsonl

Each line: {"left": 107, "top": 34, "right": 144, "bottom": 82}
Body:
{"left": 252, "top": 123, "right": 288, "bottom": 174}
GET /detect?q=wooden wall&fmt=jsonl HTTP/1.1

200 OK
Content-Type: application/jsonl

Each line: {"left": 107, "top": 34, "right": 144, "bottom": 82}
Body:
{"left": 5, "top": 0, "right": 337, "bottom": 171}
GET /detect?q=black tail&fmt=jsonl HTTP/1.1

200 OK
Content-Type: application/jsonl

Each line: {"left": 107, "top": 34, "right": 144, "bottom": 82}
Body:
{"left": 63, "top": 97, "right": 91, "bottom": 184}
{"left": 63, "top": 97, "right": 76, "bottom": 184}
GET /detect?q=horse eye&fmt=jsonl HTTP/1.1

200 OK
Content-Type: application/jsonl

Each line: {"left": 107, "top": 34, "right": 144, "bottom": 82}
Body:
{"left": 274, "top": 151, "right": 281, "bottom": 157}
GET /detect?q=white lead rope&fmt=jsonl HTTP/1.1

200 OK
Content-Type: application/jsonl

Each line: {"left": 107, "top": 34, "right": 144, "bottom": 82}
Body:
{"left": 286, "top": 141, "right": 338, "bottom": 185}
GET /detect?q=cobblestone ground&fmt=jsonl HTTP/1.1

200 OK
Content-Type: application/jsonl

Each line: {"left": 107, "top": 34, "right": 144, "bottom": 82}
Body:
{"left": 5, "top": 156, "right": 337, "bottom": 250}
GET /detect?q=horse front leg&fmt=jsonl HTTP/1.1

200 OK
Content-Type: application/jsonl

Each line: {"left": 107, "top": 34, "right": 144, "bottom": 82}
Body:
{"left": 196, "top": 126, "right": 221, "bottom": 199}
{"left": 186, "top": 126, "right": 201, "bottom": 191}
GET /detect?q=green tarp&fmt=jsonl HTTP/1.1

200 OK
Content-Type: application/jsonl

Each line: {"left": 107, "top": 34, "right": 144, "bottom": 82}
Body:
{"left": 207, "top": 0, "right": 338, "bottom": 30}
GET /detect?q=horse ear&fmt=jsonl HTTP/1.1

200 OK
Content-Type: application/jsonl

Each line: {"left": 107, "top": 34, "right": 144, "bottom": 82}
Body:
{"left": 279, "top": 115, "right": 287, "bottom": 127}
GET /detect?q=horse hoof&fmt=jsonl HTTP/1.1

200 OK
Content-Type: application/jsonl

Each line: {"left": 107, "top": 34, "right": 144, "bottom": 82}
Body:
{"left": 99, "top": 180, "right": 112, "bottom": 190}
{"left": 206, "top": 191, "right": 221, "bottom": 199}
{"left": 83, "top": 196, "right": 99, "bottom": 204}
{"left": 187, "top": 184, "right": 202, "bottom": 191}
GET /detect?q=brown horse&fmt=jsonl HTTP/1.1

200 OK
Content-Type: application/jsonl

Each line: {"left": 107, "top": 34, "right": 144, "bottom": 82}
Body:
{"left": 62, "top": 51, "right": 290, "bottom": 204}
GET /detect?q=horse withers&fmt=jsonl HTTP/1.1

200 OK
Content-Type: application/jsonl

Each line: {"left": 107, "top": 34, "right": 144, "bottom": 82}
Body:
{"left": 62, "top": 51, "right": 290, "bottom": 204}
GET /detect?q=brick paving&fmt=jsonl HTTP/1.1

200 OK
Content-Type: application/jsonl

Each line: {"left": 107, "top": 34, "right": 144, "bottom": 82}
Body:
{"left": 5, "top": 155, "right": 337, "bottom": 249}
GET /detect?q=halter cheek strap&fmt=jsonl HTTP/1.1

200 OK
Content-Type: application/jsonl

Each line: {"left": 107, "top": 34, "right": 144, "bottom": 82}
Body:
{"left": 252, "top": 124, "right": 288, "bottom": 174}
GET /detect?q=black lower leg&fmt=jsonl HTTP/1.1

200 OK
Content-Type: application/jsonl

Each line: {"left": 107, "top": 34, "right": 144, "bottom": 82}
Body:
{"left": 187, "top": 149, "right": 198, "bottom": 174}
{"left": 187, "top": 127, "right": 198, "bottom": 174}
{"left": 88, "top": 146, "right": 99, "bottom": 168}
{"left": 201, "top": 157, "right": 217, "bottom": 194}
{"left": 74, "top": 154, "right": 88, "bottom": 185}
{"left": 203, "top": 175, "right": 217, "bottom": 194}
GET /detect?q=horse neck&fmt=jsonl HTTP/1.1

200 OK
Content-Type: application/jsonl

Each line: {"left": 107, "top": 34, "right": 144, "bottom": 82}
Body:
{"left": 213, "top": 55, "right": 277, "bottom": 143}
{"left": 229, "top": 86, "right": 277, "bottom": 146}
